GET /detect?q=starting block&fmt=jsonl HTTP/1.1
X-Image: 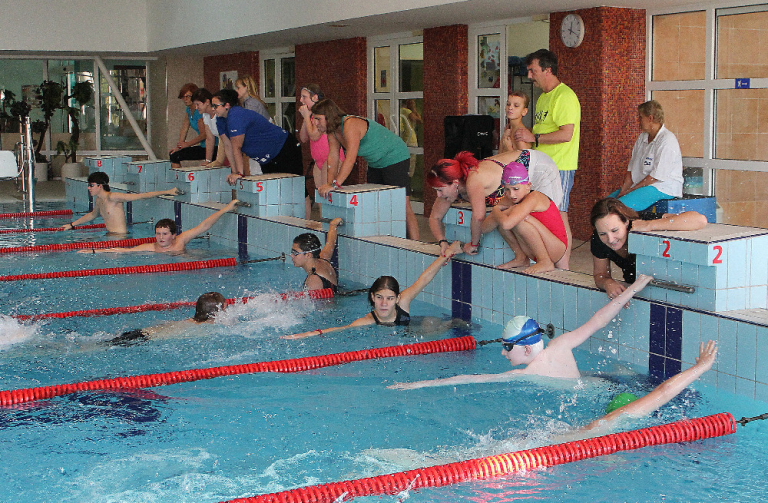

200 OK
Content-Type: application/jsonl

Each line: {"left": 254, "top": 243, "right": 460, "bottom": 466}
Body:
{"left": 83, "top": 156, "right": 132, "bottom": 184}
{"left": 319, "top": 183, "right": 406, "bottom": 238}
{"left": 170, "top": 165, "right": 231, "bottom": 203}
{"left": 235, "top": 173, "right": 304, "bottom": 218}
{"left": 443, "top": 203, "right": 515, "bottom": 266}
{"left": 632, "top": 223, "right": 768, "bottom": 311}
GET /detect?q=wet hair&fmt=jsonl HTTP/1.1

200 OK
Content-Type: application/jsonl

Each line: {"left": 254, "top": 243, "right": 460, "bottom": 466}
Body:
{"left": 637, "top": 100, "right": 665, "bottom": 125}
{"left": 213, "top": 89, "right": 240, "bottom": 108}
{"left": 87, "top": 171, "right": 110, "bottom": 191}
{"left": 310, "top": 98, "right": 346, "bottom": 134}
{"left": 590, "top": 198, "right": 640, "bottom": 229}
{"left": 509, "top": 91, "right": 530, "bottom": 108}
{"left": 235, "top": 75, "right": 268, "bottom": 108}
{"left": 293, "top": 233, "right": 322, "bottom": 258}
{"left": 525, "top": 49, "right": 558, "bottom": 76}
{"left": 425, "top": 151, "right": 479, "bottom": 188}
{"left": 178, "top": 83, "right": 199, "bottom": 99}
{"left": 154, "top": 218, "right": 177, "bottom": 234}
{"left": 193, "top": 292, "right": 226, "bottom": 322}
{"left": 368, "top": 276, "right": 400, "bottom": 306}
{"left": 190, "top": 88, "right": 213, "bottom": 104}
{"left": 301, "top": 83, "right": 324, "bottom": 102}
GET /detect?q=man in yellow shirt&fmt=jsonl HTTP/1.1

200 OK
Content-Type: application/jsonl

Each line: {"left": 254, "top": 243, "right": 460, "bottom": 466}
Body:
{"left": 515, "top": 49, "right": 581, "bottom": 270}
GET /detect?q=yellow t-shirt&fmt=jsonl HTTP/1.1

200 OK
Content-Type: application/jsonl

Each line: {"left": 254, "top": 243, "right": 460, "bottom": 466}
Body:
{"left": 532, "top": 83, "right": 581, "bottom": 171}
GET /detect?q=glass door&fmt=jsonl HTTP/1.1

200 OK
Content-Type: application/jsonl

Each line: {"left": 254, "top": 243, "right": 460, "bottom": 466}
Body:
{"left": 261, "top": 51, "right": 296, "bottom": 132}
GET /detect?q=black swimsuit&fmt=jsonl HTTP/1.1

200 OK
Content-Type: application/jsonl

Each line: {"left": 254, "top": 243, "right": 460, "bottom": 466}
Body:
{"left": 304, "top": 259, "right": 338, "bottom": 293}
{"left": 371, "top": 304, "right": 411, "bottom": 326}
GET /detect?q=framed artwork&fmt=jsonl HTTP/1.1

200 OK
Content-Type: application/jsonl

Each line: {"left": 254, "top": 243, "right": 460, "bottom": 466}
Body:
{"left": 220, "top": 71, "right": 237, "bottom": 90}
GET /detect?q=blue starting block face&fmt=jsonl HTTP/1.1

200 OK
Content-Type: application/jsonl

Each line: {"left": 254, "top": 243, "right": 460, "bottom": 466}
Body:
{"left": 319, "top": 183, "right": 406, "bottom": 238}
{"left": 83, "top": 156, "right": 132, "bottom": 184}
{"left": 235, "top": 173, "right": 305, "bottom": 218}
{"left": 443, "top": 204, "right": 515, "bottom": 267}
{"left": 631, "top": 224, "right": 768, "bottom": 311}
{"left": 171, "top": 165, "right": 230, "bottom": 204}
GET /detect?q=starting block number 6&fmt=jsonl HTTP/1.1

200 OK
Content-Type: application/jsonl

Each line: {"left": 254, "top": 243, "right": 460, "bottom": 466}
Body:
{"left": 187, "top": 173, "right": 195, "bottom": 181}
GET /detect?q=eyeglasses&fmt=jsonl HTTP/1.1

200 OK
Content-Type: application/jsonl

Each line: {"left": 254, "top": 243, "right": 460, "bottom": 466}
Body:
{"left": 211, "top": 103, "right": 222, "bottom": 109}
{"left": 183, "top": 93, "right": 193, "bottom": 98}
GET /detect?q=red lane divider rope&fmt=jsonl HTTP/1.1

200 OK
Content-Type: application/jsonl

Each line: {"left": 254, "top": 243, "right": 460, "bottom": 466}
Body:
{"left": 14, "top": 288, "right": 335, "bottom": 321}
{"left": 0, "top": 209, "right": 73, "bottom": 219}
{"left": 0, "top": 237, "right": 155, "bottom": 254}
{"left": 0, "top": 257, "right": 238, "bottom": 282}
{"left": 0, "top": 336, "right": 476, "bottom": 406}
{"left": 221, "top": 412, "right": 736, "bottom": 503}
{"left": 0, "top": 224, "right": 106, "bottom": 235}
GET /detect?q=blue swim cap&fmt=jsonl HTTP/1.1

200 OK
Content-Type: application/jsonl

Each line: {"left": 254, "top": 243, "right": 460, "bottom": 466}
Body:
{"left": 502, "top": 316, "right": 543, "bottom": 346}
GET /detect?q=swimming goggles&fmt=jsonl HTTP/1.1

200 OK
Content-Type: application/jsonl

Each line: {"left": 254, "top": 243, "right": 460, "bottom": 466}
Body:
{"left": 290, "top": 246, "right": 321, "bottom": 256}
{"left": 501, "top": 327, "right": 545, "bottom": 351}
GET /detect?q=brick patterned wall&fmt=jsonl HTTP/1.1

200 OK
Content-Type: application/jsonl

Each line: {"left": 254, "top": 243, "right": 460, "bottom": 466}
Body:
{"left": 423, "top": 25, "right": 469, "bottom": 216}
{"left": 295, "top": 37, "right": 368, "bottom": 186}
{"left": 202, "top": 52, "right": 259, "bottom": 92}
{"left": 549, "top": 7, "right": 645, "bottom": 241}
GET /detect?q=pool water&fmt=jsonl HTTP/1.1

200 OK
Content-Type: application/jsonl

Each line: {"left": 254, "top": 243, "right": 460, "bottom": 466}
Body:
{"left": 0, "top": 204, "right": 767, "bottom": 503}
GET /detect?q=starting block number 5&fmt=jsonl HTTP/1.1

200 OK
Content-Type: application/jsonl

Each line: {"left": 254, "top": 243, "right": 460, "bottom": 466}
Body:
{"left": 238, "top": 179, "right": 263, "bottom": 192}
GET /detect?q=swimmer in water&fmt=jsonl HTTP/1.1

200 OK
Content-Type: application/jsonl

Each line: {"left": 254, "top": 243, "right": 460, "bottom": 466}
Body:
{"left": 282, "top": 241, "right": 463, "bottom": 339}
{"left": 108, "top": 292, "right": 226, "bottom": 345}
{"left": 389, "top": 274, "right": 653, "bottom": 389}
{"left": 82, "top": 199, "right": 239, "bottom": 254}
{"left": 61, "top": 172, "right": 180, "bottom": 235}
{"left": 290, "top": 217, "right": 343, "bottom": 293}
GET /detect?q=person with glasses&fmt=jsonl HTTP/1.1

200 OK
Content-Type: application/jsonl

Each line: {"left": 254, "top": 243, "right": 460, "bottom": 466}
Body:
{"left": 388, "top": 274, "right": 652, "bottom": 389}
{"left": 60, "top": 172, "right": 179, "bottom": 235}
{"left": 290, "top": 217, "right": 343, "bottom": 293}
{"left": 282, "top": 240, "right": 463, "bottom": 339}
{"left": 170, "top": 83, "right": 209, "bottom": 170}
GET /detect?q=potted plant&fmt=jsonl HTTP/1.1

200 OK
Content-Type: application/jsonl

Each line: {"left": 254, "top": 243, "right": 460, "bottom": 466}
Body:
{"left": 35, "top": 80, "right": 93, "bottom": 178}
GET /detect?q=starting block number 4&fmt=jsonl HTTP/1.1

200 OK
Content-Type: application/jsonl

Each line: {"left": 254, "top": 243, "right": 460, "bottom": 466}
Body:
{"left": 327, "top": 193, "right": 359, "bottom": 207}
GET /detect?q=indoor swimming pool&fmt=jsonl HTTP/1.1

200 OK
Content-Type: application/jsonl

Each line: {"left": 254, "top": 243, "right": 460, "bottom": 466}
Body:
{"left": 1, "top": 202, "right": 767, "bottom": 503}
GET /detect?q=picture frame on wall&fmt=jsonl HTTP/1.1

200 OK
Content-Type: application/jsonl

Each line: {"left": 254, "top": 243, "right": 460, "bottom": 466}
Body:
{"left": 220, "top": 71, "right": 237, "bottom": 90}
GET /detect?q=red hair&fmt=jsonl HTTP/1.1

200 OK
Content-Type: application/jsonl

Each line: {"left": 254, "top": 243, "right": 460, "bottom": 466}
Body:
{"left": 425, "top": 151, "right": 479, "bottom": 187}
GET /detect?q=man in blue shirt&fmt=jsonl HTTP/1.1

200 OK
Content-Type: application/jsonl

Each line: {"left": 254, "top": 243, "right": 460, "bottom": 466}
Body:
{"left": 212, "top": 89, "right": 303, "bottom": 185}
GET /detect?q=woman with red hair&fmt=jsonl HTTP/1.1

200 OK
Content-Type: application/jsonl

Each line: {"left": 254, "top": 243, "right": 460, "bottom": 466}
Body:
{"left": 427, "top": 148, "right": 562, "bottom": 257}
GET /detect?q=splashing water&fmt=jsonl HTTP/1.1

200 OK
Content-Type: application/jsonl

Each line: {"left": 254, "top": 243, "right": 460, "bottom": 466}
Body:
{"left": 0, "top": 315, "right": 39, "bottom": 350}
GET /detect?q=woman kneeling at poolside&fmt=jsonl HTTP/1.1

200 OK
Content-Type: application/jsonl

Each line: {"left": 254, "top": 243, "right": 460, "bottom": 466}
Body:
{"left": 591, "top": 197, "right": 707, "bottom": 300}
{"left": 481, "top": 162, "right": 566, "bottom": 273}
{"left": 282, "top": 241, "right": 463, "bottom": 339}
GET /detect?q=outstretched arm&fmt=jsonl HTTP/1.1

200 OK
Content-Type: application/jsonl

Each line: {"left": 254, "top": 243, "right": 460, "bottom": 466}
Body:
{"left": 389, "top": 369, "right": 522, "bottom": 390}
{"left": 552, "top": 275, "right": 652, "bottom": 351}
{"left": 632, "top": 212, "right": 708, "bottom": 232}
{"left": 176, "top": 199, "right": 238, "bottom": 246}
{"left": 62, "top": 207, "right": 99, "bottom": 229}
{"left": 111, "top": 187, "right": 179, "bottom": 202}
{"left": 79, "top": 242, "right": 156, "bottom": 254}
{"left": 583, "top": 341, "right": 717, "bottom": 431}
{"left": 397, "top": 241, "right": 462, "bottom": 312}
{"left": 320, "top": 218, "right": 343, "bottom": 261}
{"left": 281, "top": 313, "right": 374, "bottom": 340}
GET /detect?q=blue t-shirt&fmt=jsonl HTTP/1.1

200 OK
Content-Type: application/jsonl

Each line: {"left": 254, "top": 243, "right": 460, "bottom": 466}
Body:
{"left": 217, "top": 106, "right": 287, "bottom": 164}
{"left": 187, "top": 107, "right": 205, "bottom": 148}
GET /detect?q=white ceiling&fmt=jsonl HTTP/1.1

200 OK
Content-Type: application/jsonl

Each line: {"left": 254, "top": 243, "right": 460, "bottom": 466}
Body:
{"left": 160, "top": 0, "right": 708, "bottom": 55}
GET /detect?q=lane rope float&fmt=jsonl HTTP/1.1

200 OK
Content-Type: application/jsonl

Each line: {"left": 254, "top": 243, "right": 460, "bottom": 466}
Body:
{"left": 0, "top": 257, "right": 238, "bottom": 282}
{"left": 219, "top": 412, "right": 736, "bottom": 503}
{"left": 0, "top": 237, "right": 155, "bottom": 254}
{"left": 13, "top": 288, "right": 335, "bottom": 321}
{"left": 0, "top": 209, "right": 73, "bottom": 219}
{"left": 0, "top": 336, "right": 476, "bottom": 406}
{"left": 0, "top": 224, "right": 106, "bottom": 235}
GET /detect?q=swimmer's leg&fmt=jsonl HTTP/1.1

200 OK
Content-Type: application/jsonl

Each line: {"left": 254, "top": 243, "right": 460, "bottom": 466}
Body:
{"left": 107, "top": 329, "right": 150, "bottom": 346}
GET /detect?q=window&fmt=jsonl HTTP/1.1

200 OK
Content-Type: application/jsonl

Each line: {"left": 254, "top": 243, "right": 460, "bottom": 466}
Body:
{"left": 369, "top": 35, "right": 424, "bottom": 200}
{"left": 649, "top": 4, "right": 768, "bottom": 227}
{"left": 261, "top": 51, "right": 295, "bottom": 133}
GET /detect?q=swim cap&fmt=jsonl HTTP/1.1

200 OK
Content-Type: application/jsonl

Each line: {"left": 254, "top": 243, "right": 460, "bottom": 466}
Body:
{"left": 605, "top": 392, "right": 638, "bottom": 414}
{"left": 501, "top": 316, "right": 542, "bottom": 346}
{"left": 501, "top": 162, "right": 530, "bottom": 186}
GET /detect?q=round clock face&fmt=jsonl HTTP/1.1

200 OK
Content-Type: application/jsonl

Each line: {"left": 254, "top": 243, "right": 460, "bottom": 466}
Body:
{"left": 560, "top": 13, "right": 585, "bottom": 48}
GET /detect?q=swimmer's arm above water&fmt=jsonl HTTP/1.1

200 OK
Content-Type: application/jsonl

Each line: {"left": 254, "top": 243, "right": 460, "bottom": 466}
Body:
{"left": 552, "top": 275, "right": 652, "bottom": 351}
{"left": 109, "top": 187, "right": 180, "bottom": 202}
{"left": 78, "top": 243, "right": 156, "bottom": 254}
{"left": 61, "top": 206, "right": 100, "bottom": 230}
{"left": 281, "top": 313, "right": 375, "bottom": 340}
{"left": 388, "top": 370, "right": 524, "bottom": 390}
